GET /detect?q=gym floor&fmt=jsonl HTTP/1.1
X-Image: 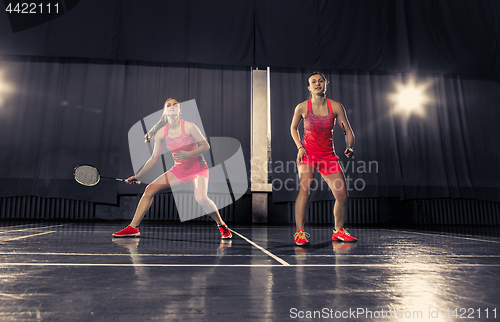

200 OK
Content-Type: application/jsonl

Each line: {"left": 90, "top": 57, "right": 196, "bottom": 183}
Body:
{"left": 1, "top": 221, "right": 499, "bottom": 321}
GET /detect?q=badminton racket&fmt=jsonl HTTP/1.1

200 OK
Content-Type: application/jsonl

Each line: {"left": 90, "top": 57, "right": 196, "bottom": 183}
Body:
{"left": 73, "top": 165, "right": 140, "bottom": 186}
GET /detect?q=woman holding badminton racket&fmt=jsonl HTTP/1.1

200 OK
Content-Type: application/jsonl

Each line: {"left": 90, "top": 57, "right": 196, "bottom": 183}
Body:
{"left": 290, "top": 72, "right": 356, "bottom": 246}
{"left": 112, "top": 98, "right": 232, "bottom": 239}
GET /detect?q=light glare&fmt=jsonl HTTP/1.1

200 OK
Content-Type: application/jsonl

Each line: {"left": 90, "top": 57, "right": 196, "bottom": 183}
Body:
{"left": 397, "top": 87, "right": 423, "bottom": 110}
{"left": 389, "top": 78, "right": 431, "bottom": 119}
{"left": 0, "top": 70, "right": 15, "bottom": 108}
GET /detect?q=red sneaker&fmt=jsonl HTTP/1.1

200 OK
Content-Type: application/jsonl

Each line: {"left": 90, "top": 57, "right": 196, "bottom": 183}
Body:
{"left": 332, "top": 228, "right": 357, "bottom": 243}
{"left": 112, "top": 225, "right": 140, "bottom": 237}
{"left": 294, "top": 230, "right": 310, "bottom": 246}
{"left": 218, "top": 224, "right": 232, "bottom": 239}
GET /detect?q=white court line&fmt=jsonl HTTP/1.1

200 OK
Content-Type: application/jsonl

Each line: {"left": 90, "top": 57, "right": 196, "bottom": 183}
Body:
{"left": 229, "top": 229, "right": 290, "bottom": 266}
{"left": 1, "top": 252, "right": 499, "bottom": 258}
{"left": 1, "top": 263, "right": 500, "bottom": 268}
{"left": 0, "top": 224, "right": 67, "bottom": 234}
{"left": 0, "top": 252, "right": 270, "bottom": 257}
{"left": 380, "top": 228, "right": 500, "bottom": 244}
{"left": 0, "top": 292, "right": 25, "bottom": 300}
{"left": 0, "top": 223, "right": 36, "bottom": 230}
{"left": 292, "top": 254, "right": 500, "bottom": 258}
{"left": 0, "top": 231, "right": 56, "bottom": 242}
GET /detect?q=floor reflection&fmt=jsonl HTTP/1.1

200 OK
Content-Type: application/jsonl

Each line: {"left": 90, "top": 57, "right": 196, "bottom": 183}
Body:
{"left": 0, "top": 223, "right": 498, "bottom": 321}
{"left": 332, "top": 241, "right": 357, "bottom": 254}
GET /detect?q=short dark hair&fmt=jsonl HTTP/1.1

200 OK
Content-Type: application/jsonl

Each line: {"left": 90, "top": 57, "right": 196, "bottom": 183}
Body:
{"left": 164, "top": 97, "right": 180, "bottom": 105}
{"left": 307, "top": 72, "right": 328, "bottom": 86}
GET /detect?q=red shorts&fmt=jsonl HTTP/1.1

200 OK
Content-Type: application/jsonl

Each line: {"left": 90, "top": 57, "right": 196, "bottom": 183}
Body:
{"left": 298, "top": 154, "right": 342, "bottom": 176}
{"left": 168, "top": 164, "right": 209, "bottom": 184}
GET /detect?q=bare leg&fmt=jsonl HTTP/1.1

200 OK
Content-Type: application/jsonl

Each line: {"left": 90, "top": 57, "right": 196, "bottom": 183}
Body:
{"left": 294, "top": 164, "right": 315, "bottom": 231}
{"left": 130, "top": 171, "right": 183, "bottom": 228}
{"left": 192, "top": 176, "right": 225, "bottom": 226}
{"left": 322, "top": 171, "right": 349, "bottom": 231}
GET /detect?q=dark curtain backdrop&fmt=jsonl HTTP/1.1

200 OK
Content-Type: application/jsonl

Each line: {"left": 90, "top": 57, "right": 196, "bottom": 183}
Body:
{"left": 1, "top": 0, "right": 500, "bottom": 205}
{"left": 256, "top": 0, "right": 500, "bottom": 76}
{"left": 0, "top": 56, "right": 251, "bottom": 203}
{"left": 255, "top": 0, "right": 410, "bottom": 72}
{"left": 1, "top": 0, "right": 499, "bottom": 76}
{"left": 270, "top": 69, "right": 500, "bottom": 203}
{"left": 0, "top": 0, "right": 255, "bottom": 66}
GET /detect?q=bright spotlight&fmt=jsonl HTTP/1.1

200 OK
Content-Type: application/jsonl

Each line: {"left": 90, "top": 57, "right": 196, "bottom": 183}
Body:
{"left": 389, "top": 78, "right": 431, "bottom": 118}
{"left": 397, "top": 87, "right": 423, "bottom": 110}
{"left": 0, "top": 70, "right": 15, "bottom": 109}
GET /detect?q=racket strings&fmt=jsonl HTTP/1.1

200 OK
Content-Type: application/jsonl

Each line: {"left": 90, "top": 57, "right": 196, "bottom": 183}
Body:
{"left": 74, "top": 166, "right": 100, "bottom": 186}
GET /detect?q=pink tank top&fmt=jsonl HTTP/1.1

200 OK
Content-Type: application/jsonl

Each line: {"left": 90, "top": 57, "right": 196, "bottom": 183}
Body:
{"left": 164, "top": 120, "right": 207, "bottom": 168}
{"left": 302, "top": 99, "right": 337, "bottom": 158}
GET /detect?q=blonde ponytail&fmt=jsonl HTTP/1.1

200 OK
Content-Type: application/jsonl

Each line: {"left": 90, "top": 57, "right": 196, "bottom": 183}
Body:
{"left": 144, "top": 97, "right": 179, "bottom": 142}
{"left": 144, "top": 114, "right": 167, "bottom": 142}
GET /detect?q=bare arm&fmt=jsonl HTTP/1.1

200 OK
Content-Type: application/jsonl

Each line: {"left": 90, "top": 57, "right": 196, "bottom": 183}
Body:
{"left": 333, "top": 101, "right": 355, "bottom": 157}
{"left": 127, "top": 128, "right": 165, "bottom": 183}
{"left": 290, "top": 102, "right": 307, "bottom": 163}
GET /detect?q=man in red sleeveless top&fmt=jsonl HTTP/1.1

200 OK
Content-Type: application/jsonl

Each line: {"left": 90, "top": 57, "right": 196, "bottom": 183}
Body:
{"left": 290, "top": 72, "right": 357, "bottom": 246}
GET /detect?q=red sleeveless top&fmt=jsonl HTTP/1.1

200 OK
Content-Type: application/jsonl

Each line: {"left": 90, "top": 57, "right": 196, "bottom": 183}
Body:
{"left": 164, "top": 120, "right": 207, "bottom": 169}
{"left": 302, "top": 99, "right": 337, "bottom": 159}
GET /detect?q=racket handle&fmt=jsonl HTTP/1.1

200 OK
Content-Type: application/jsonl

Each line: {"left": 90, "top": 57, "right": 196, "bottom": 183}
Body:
{"left": 124, "top": 178, "right": 141, "bottom": 184}
{"left": 100, "top": 176, "right": 141, "bottom": 184}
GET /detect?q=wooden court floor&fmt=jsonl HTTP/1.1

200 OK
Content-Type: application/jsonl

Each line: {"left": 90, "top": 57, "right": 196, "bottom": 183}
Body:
{"left": 1, "top": 221, "right": 499, "bottom": 321}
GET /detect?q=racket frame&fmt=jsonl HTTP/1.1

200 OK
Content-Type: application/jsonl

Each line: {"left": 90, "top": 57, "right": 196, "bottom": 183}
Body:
{"left": 73, "top": 164, "right": 101, "bottom": 186}
{"left": 73, "top": 165, "right": 139, "bottom": 186}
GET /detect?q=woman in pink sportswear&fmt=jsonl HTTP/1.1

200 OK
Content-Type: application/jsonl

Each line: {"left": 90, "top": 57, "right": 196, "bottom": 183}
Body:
{"left": 113, "top": 98, "right": 232, "bottom": 239}
{"left": 290, "top": 72, "right": 357, "bottom": 246}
